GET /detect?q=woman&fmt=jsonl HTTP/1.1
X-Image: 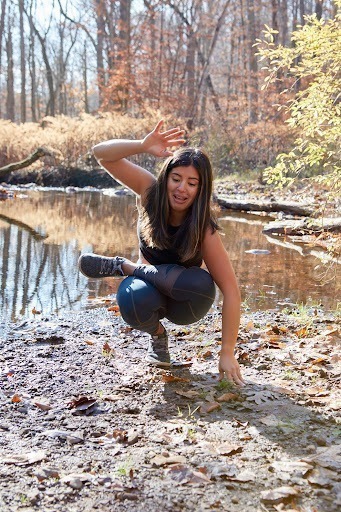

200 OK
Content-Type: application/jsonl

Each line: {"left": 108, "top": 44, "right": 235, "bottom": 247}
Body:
{"left": 79, "top": 120, "right": 244, "bottom": 386}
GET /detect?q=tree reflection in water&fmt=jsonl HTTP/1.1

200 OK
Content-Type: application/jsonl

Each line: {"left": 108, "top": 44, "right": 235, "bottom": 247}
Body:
{"left": 0, "top": 189, "right": 339, "bottom": 326}
{"left": 0, "top": 223, "right": 90, "bottom": 322}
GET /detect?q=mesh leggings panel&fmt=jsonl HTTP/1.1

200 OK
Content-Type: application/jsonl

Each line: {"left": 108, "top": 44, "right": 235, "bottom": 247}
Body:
{"left": 116, "top": 264, "right": 216, "bottom": 334}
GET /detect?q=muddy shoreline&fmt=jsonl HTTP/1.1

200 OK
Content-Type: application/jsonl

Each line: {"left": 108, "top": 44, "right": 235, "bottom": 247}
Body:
{"left": 1, "top": 172, "right": 340, "bottom": 511}
{"left": 1, "top": 302, "right": 340, "bottom": 511}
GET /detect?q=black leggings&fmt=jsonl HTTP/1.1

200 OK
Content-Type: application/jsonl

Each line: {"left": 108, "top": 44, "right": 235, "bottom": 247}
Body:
{"left": 116, "top": 264, "right": 216, "bottom": 334}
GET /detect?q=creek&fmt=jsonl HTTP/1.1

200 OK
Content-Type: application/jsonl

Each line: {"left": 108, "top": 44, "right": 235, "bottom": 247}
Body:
{"left": 0, "top": 188, "right": 339, "bottom": 325}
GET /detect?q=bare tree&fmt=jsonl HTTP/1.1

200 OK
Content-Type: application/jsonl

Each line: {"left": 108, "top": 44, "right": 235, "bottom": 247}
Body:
{"left": 19, "top": 0, "right": 26, "bottom": 122}
{"left": 28, "top": 0, "right": 37, "bottom": 121}
{"left": 0, "top": 0, "right": 7, "bottom": 118}
{"left": 5, "top": 8, "right": 15, "bottom": 120}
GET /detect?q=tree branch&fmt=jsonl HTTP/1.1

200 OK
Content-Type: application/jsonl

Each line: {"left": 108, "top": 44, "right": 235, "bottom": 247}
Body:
{"left": 0, "top": 147, "right": 52, "bottom": 177}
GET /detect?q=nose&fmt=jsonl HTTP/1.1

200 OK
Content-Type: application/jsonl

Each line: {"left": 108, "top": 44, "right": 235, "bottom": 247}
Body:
{"left": 177, "top": 180, "right": 186, "bottom": 192}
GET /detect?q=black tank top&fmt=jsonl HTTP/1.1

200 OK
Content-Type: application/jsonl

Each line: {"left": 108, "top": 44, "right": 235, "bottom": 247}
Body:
{"left": 138, "top": 223, "right": 203, "bottom": 268}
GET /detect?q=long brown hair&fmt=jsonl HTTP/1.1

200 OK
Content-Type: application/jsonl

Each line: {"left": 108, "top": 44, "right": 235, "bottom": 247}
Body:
{"left": 139, "top": 147, "right": 219, "bottom": 263}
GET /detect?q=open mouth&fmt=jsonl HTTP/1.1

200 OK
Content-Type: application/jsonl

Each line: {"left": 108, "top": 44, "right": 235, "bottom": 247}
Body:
{"left": 173, "top": 195, "right": 187, "bottom": 204}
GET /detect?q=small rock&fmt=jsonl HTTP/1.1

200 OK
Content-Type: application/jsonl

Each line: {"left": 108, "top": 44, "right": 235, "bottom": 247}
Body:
{"left": 312, "top": 435, "right": 328, "bottom": 447}
{"left": 261, "top": 486, "right": 298, "bottom": 504}
{"left": 127, "top": 429, "right": 139, "bottom": 446}
{"left": 27, "top": 489, "right": 40, "bottom": 505}
{"left": 61, "top": 472, "right": 93, "bottom": 490}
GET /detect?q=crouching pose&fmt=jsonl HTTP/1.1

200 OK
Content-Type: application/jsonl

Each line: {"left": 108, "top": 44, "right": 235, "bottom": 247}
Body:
{"left": 79, "top": 120, "right": 244, "bottom": 386}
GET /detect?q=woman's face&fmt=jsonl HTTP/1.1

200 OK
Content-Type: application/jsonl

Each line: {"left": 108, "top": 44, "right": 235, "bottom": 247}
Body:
{"left": 167, "top": 165, "right": 200, "bottom": 218}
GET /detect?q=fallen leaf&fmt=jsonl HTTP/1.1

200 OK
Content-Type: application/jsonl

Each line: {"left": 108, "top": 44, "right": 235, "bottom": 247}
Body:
{"left": 85, "top": 340, "right": 95, "bottom": 346}
{"left": 174, "top": 389, "right": 200, "bottom": 399}
{"left": 150, "top": 454, "right": 186, "bottom": 467}
{"left": 107, "top": 305, "right": 120, "bottom": 312}
{"left": 33, "top": 400, "right": 52, "bottom": 411}
{"left": 232, "top": 418, "right": 249, "bottom": 428}
{"left": 295, "top": 327, "right": 309, "bottom": 338}
{"left": 33, "top": 466, "right": 60, "bottom": 482}
{"left": 306, "top": 466, "right": 338, "bottom": 486}
{"left": 302, "top": 444, "right": 341, "bottom": 471}
{"left": 200, "top": 401, "right": 221, "bottom": 414}
{"left": 102, "top": 341, "right": 115, "bottom": 355}
{"left": 271, "top": 460, "right": 313, "bottom": 476}
{"left": 246, "top": 390, "right": 278, "bottom": 404}
{"left": 261, "top": 486, "right": 298, "bottom": 504}
{"left": 216, "top": 442, "right": 242, "bottom": 456}
{"left": 60, "top": 472, "right": 93, "bottom": 489}
{"left": 309, "top": 356, "right": 328, "bottom": 366}
{"left": 11, "top": 394, "right": 22, "bottom": 403}
{"left": 201, "top": 441, "right": 242, "bottom": 456}
{"left": 67, "top": 395, "right": 97, "bottom": 412}
{"left": 206, "top": 462, "right": 238, "bottom": 479}
{"left": 236, "top": 351, "right": 250, "bottom": 361}
{"left": 42, "top": 430, "right": 84, "bottom": 444}
{"left": 319, "top": 327, "right": 339, "bottom": 337}
{"left": 201, "top": 350, "right": 213, "bottom": 359}
{"left": 1, "top": 450, "right": 46, "bottom": 465}
{"left": 216, "top": 392, "right": 240, "bottom": 403}
{"left": 165, "top": 464, "right": 210, "bottom": 485}
{"left": 232, "top": 469, "right": 257, "bottom": 482}
{"left": 245, "top": 320, "right": 254, "bottom": 331}
{"left": 102, "top": 394, "right": 126, "bottom": 401}
{"left": 32, "top": 308, "right": 41, "bottom": 315}
{"left": 112, "top": 429, "right": 128, "bottom": 443}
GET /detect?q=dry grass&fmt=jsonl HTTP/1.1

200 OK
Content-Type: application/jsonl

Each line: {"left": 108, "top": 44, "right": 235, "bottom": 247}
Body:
{"left": 0, "top": 111, "right": 174, "bottom": 169}
{"left": 0, "top": 111, "right": 292, "bottom": 174}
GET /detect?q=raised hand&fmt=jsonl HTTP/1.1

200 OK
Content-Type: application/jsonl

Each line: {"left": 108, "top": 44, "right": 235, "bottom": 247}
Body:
{"left": 142, "top": 120, "right": 185, "bottom": 157}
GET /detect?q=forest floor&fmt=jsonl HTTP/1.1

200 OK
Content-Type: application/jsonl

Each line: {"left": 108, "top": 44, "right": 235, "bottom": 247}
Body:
{"left": 0, "top": 303, "right": 340, "bottom": 512}
{"left": 0, "top": 174, "right": 340, "bottom": 512}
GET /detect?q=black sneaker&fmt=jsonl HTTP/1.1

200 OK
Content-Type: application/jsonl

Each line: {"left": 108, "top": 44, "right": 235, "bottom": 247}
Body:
{"left": 146, "top": 330, "right": 171, "bottom": 368}
{"left": 78, "top": 253, "right": 125, "bottom": 278}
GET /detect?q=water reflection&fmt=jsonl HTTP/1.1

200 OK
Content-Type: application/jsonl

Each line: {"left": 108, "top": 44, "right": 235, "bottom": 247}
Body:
{"left": 0, "top": 189, "right": 339, "bottom": 325}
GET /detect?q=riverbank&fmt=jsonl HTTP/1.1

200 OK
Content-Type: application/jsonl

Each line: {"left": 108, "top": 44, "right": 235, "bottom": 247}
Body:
{"left": 1, "top": 302, "right": 340, "bottom": 511}
{"left": 2, "top": 167, "right": 340, "bottom": 258}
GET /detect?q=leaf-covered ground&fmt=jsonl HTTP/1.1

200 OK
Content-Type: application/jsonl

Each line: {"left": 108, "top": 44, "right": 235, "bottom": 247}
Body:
{"left": 0, "top": 301, "right": 340, "bottom": 512}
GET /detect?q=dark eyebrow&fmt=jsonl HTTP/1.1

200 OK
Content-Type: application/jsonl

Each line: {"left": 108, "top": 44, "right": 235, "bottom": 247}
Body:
{"left": 171, "top": 171, "right": 199, "bottom": 181}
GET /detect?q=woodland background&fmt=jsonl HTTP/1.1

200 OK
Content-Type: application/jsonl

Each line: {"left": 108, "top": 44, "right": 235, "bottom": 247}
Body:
{"left": 0, "top": 0, "right": 338, "bottom": 176}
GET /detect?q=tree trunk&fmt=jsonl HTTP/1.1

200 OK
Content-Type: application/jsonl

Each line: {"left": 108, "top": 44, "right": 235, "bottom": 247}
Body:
{"left": 0, "top": 0, "right": 7, "bottom": 118}
{"left": 28, "top": 3, "right": 37, "bottom": 122}
{"left": 5, "top": 15, "right": 15, "bottom": 121}
{"left": 246, "top": 0, "right": 258, "bottom": 124}
{"left": 95, "top": 0, "right": 106, "bottom": 107}
{"left": 0, "top": 147, "right": 52, "bottom": 178}
{"left": 279, "top": 0, "right": 288, "bottom": 46}
{"left": 271, "top": 0, "right": 279, "bottom": 45}
{"left": 185, "top": 33, "right": 196, "bottom": 121}
{"left": 83, "top": 43, "right": 89, "bottom": 113}
{"left": 29, "top": 18, "right": 55, "bottom": 116}
{"left": 299, "top": 0, "right": 305, "bottom": 25}
{"left": 19, "top": 0, "right": 26, "bottom": 122}
{"left": 263, "top": 217, "right": 341, "bottom": 235}
{"left": 118, "top": 0, "right": 131, "bottom": 110}
{"left": 315, "top": 0, "right": 323, "bottom": 20}
{"left": 216, "top": 196, "right": 314, "bottom": 217}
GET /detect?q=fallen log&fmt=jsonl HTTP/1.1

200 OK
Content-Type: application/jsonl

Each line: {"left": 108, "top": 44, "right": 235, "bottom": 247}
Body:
{"left": 0, "top": 147, "right": 52, "bottom": 178}
{"left": 216, "top": 196, "right": 314, "bottom": 217}
{"left": 262, "top": 217, "right": 341, "bottom": 235}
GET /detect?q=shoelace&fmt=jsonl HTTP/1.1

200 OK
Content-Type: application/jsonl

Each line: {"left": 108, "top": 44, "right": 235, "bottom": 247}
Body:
{"left": 100, "top": 258, "right": 119, "bottom": 275}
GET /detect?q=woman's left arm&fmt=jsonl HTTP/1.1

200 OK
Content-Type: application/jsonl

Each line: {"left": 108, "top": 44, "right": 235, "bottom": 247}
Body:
{"left": 202, "top": 229, "right": 245, "bottom": 386}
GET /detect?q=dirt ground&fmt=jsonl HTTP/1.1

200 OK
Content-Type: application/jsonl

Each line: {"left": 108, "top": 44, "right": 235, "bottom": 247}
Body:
{"left": 0, "top": 299, "right": 340, "bottom": 512}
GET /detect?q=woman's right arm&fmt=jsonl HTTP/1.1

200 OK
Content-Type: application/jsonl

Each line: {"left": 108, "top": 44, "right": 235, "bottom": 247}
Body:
{"left": 93, "top": 120, "right": 185, "bottom": 197}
